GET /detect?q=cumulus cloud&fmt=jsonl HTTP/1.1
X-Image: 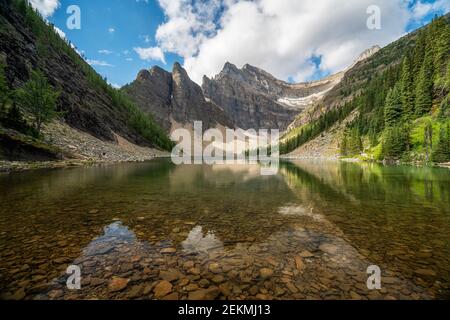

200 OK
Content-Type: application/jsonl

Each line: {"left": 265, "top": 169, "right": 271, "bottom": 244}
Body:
{"left": 154, "top": 0, "right": 447, "bottom": 84}
{"left": 134, "top": 46, "right": 166, "bottom": 64}
{"left": 98, "top": 49, "right": 113, "bottom": 55}
{"left": 28, "top": 0, "right": 60, "bottom": 18}
{"left": 412, "top": 0, "right": 450, "bottom": 19}
{"left": 86, "top": 59, "right": 113, "bottom": 67}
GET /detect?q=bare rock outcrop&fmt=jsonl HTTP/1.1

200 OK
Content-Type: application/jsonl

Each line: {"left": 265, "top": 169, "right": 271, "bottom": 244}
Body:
{"left": 123, "top": 63, "right": 233, "bottom": 133}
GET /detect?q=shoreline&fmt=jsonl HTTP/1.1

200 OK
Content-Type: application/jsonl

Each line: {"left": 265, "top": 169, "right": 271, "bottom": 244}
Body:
{"left": 0, "top": 155, "right": 171, "bottom": 174}
{"left": 3, "top": 155, "right": 449, "bottom": 174}
{"left": 281, "top": 155, "right": 450, "bottom": 168}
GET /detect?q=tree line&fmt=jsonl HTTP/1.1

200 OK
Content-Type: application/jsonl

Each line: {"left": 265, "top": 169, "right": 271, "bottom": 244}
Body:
{"left": 1, "top": 0, "right": 173, "bottom": 151}
{"left": 280, "top": 15, "right": 450, "bottom": 163}
{"left": 347, "top": 15, "right": 450, "bottom": 162}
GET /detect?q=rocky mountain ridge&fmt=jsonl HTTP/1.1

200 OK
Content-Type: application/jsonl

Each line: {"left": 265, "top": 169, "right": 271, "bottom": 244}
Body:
{"left": 200, "top": 47, "right": 381, "bottom": 132}
{"left": 0, "top": 0, "right": 172, "bottom": 163}
{"left": 123, "top": 63, "right": 233, "bottom": 133}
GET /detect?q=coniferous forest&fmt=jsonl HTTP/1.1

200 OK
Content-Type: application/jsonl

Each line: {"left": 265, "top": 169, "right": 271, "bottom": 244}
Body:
{"left": 280, "top": 16, "right": 450, "bottom": 163}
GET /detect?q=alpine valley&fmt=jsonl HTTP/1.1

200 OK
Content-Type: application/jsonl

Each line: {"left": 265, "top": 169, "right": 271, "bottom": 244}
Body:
{"left": 1, "top": 0, "right": 449, "bottom": 166}
{"left": 0, "top": 0, "right": 450, "bottom": 303}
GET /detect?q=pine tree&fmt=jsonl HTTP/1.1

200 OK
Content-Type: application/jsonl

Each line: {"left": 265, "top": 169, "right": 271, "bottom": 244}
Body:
{"left": 384, "top": 85, "right": 403, "bottom": 127}
{"left": 412, "top": 30, "right": 426, "bottom": 78}
{"left": 415, "top": 45, "right": 434, "bottom": 116}
{"left": 424, "top": 121, "right": 433, "bottom": 162}
{"left": 340, "top": 133, "right": 348, "bottom": 157}
{"left": 433, "top": 17, "right": 450, "bottom": 79}
{"left": 16, "top": 70, "right": 61, "bottom": 136}
{"left": 383, "top": 126, "right": 407, "bottom": 160}
{"left": 368, "top": 127, "right": 378, "bottom": 147}
{"left": 0, "top": 62, "right": 10, "bottom": 110}
{"left": 400, "top": 57, "right": 414, "bottom": 121}
{"left": 347, "top": 128, "right": 362, "bottom": 156}
{"left": 439, "top": 94, "right": 449, "bottom": 119}
{"left": 432, "top": 124, "right": 450, "bottom": 163}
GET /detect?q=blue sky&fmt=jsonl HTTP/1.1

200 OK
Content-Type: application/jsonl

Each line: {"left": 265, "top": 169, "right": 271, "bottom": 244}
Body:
{"left": 34, "top": 0, "right": 449, "bottom": 87}
{"left": 47, "top": 0, "right": 179, "bottom": 87}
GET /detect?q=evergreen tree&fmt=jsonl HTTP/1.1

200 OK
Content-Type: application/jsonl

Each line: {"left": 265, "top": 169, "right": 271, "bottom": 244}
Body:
{"left": 346, "top": 128, "right": 362, "bottom": 156}
{"left": 16, "top": 70, "right": 60, "bottom": 136}
{"left": 368, "top": 127, "right": 378, "bottom": 147}
{"left": 415, "top": 47, "right": 434, "bottom": 116}
{"left": 340, "top": 133, "right": 348, "bottom": 157}
{"left": 384, "top": 85, "right": 403, "bottom": 127}
{"left": 432, "top": 124, "right": 450, "bottom": 163}
{"left": 433, "top": 17, "right": 450, "bottom": 79}
{"left": 400, "top": 57, "right": 414, "bottom": 121}
{"left": 383, "top": 126, "right": 407, "bottom": 160}
{"left": 423, "top": 120, "right": 433, "bottom": 162}
{"left": 412, "top": 30, "right": 426, "bottom": 78}
{"left": 0, "top": 62, "right": 10, "bottom": 110}
{"left": 439, "top": 95, "right": 449, "bottom": 119}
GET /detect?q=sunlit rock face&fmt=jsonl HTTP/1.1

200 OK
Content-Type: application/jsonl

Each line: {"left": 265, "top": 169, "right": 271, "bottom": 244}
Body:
{"left": 123, "top": 63, "right": 234, "bottom": 134}
{"left": 202, "top": 62, "right": 343, "bottom": 131}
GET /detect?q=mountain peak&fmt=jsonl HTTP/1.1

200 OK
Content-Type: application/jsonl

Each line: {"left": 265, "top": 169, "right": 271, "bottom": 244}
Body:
{"left": 242, "top": 63, "right": 277, "bottom": 80}
{"left": 222, "top": 62, "right": 239, "bottom": 74}
{"left": 242, "top": 63, "right": 259, "bottom": 71}
{"left": 355, "top": 45, "right": 380, "bottom": 64}
{"left": 137, "top": 69, "right": 151, "bottom": 82}
{"left": 172, "top": 62, "right": 191, "bottom": 83}
{"left": 172, "top": 61, "right": 184, "bottom": 72}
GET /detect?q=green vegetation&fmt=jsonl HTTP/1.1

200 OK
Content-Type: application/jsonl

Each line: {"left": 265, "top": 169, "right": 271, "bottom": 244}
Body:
{"left": 382, "top": 126, "right": 409, "bottom": 160}
{"left": 340, "top": 127, "right": 362, "bottom": 157}
{"left": 15, "top": 70, "right": 60, "bottom": 136}
{"left": 4, "top": 0, "right": 173, "bottom": 151}
{"left": 279, "top": 100, "right": 356, "bottom": 154}
{"left": 0, "top": 62, "right": 37, "bottom": 136}
{"left": 281, "top": 15, "right": 450, "bottom": 164}
{"left": 432, "top": 123, "right": 450, "bottom": 163}
{"left": 384, "top": 84, "right": 403, "bottom": 127}
{"left": 0, "top": 62, "right": 10, "bottom": 110}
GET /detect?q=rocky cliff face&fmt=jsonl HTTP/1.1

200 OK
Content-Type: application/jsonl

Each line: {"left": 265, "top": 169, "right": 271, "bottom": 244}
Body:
{"left": 123, "top": 63, "right": 233, "bottom": 133}
{"left": 202, "top": 63, "right": 344, "bottom": 131}
{"left": 284, "top": 46, "right": 382, "bottom": 133}
{"left": 0, "top": 1, "right": 158, "bottom": 146}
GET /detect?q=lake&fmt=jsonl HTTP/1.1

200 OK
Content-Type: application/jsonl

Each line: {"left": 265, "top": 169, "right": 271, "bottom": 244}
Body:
{"left": 0, "top": 159, "right": 449, "bottom": 300}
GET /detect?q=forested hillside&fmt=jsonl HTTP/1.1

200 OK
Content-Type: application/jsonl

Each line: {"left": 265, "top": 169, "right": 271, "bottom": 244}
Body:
{"left": 0, "top": 0, "right": 173, "bottom": 152}
{"left": 281, "top": 15, "right": 450, "bottom": 163}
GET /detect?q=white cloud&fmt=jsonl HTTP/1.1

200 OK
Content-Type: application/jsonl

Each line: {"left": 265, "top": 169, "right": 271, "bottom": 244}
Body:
{"left": 98, "top": 49, "right": 113, "bottom": 55}
{"left": 86, "top": 59, "right": 113, "bottom": 67}
{"left": 155, "top": 0, "right": 221, "bottom": 59}
{"left": 109, "top": 82, "right": 121, "bottom": 89}
{"left": 154, "top": 0, "right": 442, "bottom": 84}
{"left": 108, "top": 27, "right": 116, "bottom": 33}
{"left": 28, "top": 0, "right": 60, "bottom": 18}
{"left": 412, "top": 0, "right": 450, "bottom": 20}
{"left": 134, "top": 46, "right": 166, "bottom": 64}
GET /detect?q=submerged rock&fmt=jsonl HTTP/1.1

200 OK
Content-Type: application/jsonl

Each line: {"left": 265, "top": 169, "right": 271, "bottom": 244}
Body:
{"left": 160, "top": 247, "right": 177, "bottom": 254}
{"left": 260, "top": 268, "right": 274, "bottom": 279}
{"left": 319, "top": 244, "right": 338, "bottom": 254}
{"left": 187, "top": 287, "right": 220, "bottom": 300}
{"left": 108, "top": 277, "right": 129, "bottom": 292}
{"left": 153, "top": 280, "right": 173, "bottom": 298}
